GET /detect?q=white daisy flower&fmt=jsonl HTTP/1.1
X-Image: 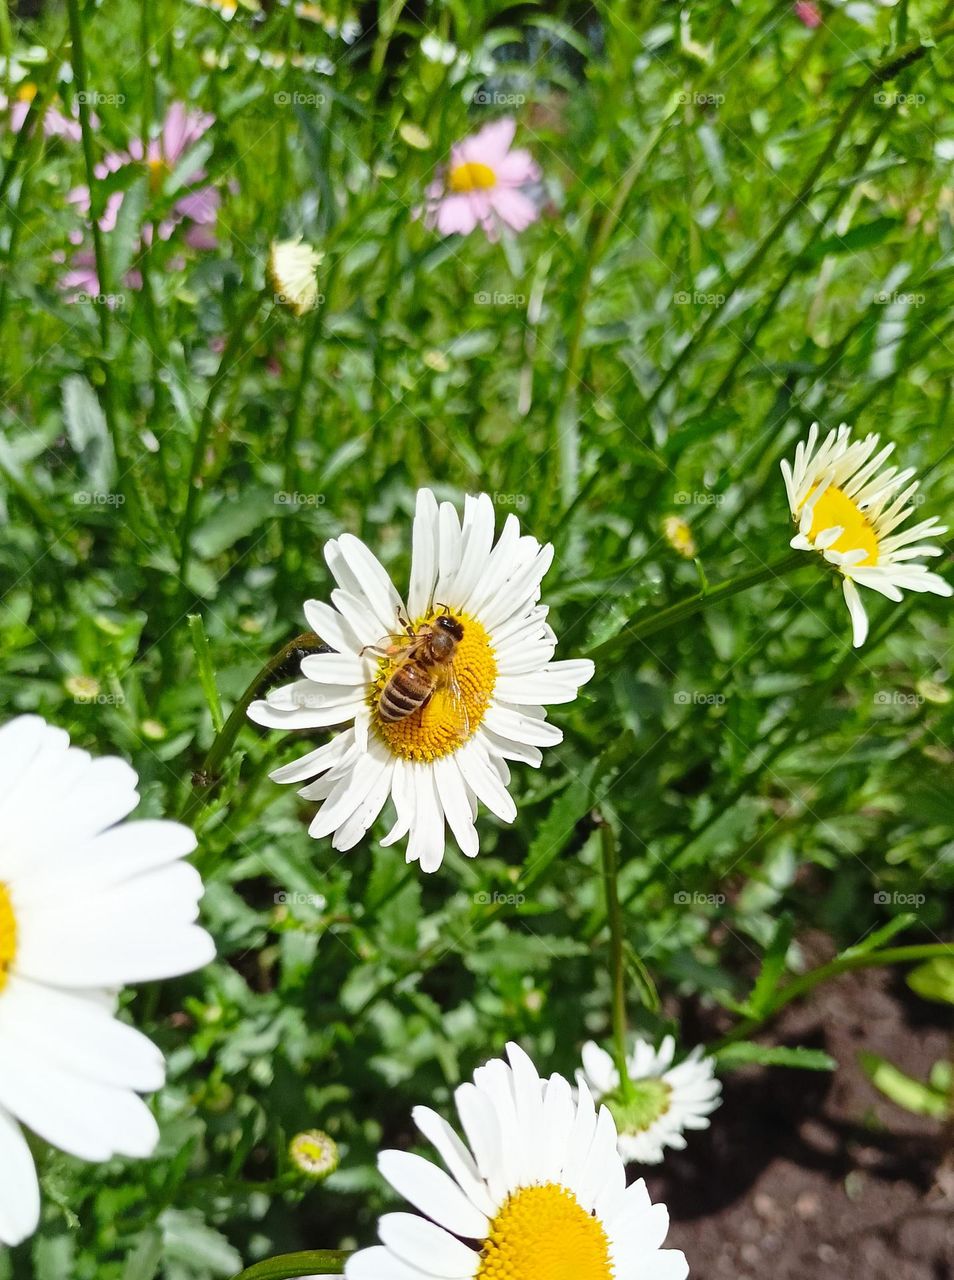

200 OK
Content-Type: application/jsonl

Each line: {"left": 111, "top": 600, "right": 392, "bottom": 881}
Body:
{"left": 781, "top": 423, "right": 951, "bottom": 647}
{"left": 345, "top": 1041, "right": 688, "bottom": 1280}
{"left": 248, "top": 488, "right": 594, "bottom": 872}
{"left": 267, "top": 236, "right": 323, "bottom": 316}
{"left": 578, "top": 1036, "right": 722, "bottom": 1166}
{"left": 0, "top": 715, "right": 215, "bottom": 1248}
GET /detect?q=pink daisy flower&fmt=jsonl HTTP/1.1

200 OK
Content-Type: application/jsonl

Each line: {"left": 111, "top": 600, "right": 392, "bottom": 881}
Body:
{"left": 2, "top": 84, "right": 89, "bottom": 141}
{"left": 795, "top": 1, "right": 823, "bottom": 27}
{"left": 67, "top": 102, "right": 220, "bottom": 248}
{"left": 63, "top": 103, "right": 221, "bottom": 298}
{"left": 421, "top": 118, "right": 540, "bottom": 241}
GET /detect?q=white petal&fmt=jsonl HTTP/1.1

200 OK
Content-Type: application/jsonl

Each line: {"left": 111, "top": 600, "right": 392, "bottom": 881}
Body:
{"left": 377, "top": 1151, "right": 490, "bottom": 1239}
{"left": 379, "top": 1214, "right": 479, "bottom": 1277}
{"left": 407, "top": 489, "right": 441, "bottom": 619}
{"left": 0, "top": 1106, "right": 40, "bottom": 1247}
{"left": 842, "top": 576, "right": 869, "bottom": 647}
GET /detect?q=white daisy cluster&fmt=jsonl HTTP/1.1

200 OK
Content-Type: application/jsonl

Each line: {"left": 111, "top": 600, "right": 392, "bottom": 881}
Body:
{"left": 346, "top": 1042, "right": 688, "bottom": 1280}
{"left": 782, "top": 423, "right": 951, "bottom": 646}
{"left": 0, "top": 716, "right": 214, "bottom": 1247}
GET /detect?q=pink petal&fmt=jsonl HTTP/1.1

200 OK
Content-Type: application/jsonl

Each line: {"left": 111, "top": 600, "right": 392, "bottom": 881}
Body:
{"left": 162, "top": 101, "right": 190, "bottom": 163}
{"left": 496, "top": 148, "right": 540, "bottom": 186}
{"left": 432, "top": 194, "right": 481, "bottom": 237}
{"left": 464, "top": 117, "right": 516, "bottom": 163}
{"left": 176, "top": 185, "right": 219, "bottom": 224}
{"left": 490, "top": 187, "right": 539, "bottom": 232}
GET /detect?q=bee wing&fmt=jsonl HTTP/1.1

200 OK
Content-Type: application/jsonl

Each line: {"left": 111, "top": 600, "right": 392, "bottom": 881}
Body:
{"left": 363, "top": 632, "right": 425, "bottom": 661}
{"left": 437, "top": 661, "right": 470, "bottom": 741}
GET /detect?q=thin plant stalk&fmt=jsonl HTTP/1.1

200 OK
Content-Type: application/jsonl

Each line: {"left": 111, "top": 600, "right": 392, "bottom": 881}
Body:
{"left": 587, "top": 549, "right": 806, "bottom": 661}
{"left": 181, "top": 630, "right": 321, "bottom": 824}
{"left": 718, "top": 944, "right": 954, "bottom": 1049}
{"left": 600, "top": 817, "right": 635, "bottom": 1100}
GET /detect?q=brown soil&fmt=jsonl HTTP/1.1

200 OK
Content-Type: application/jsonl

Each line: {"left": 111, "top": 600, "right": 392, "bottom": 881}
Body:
{"left": 649, "top": 962, "right": 954, "bottom": 1280}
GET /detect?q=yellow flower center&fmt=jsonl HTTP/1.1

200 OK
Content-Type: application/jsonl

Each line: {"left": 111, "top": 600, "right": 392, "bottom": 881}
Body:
{"left": 371, "top": 611, "right": 496, "bottom": 762}
{"left": 448, "top": 161, "right": 497, "bottom": 193}
{"left": 803, "top": 485, "right": 880, "bottom": 566}
{"left": 148, "top": 157, "right": 169, "bottom": 194}
{"left": 0, "top": 882, "right": 17, "bottom": 995}
{"left": 16, "top": 82, "right": 38, "bottom": 103}
{"left": 476, "top": 1184, "right": 614, "bottom": 1280}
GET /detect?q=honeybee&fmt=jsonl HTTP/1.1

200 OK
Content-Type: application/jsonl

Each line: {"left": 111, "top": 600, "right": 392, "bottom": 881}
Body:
{"left": 364, "top": 607, "right": 467, "bottom": 730}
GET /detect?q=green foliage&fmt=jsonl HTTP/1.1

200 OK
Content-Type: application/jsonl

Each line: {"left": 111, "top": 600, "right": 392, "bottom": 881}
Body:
{"left": 1, "top": 0, "right": 953, "bottom": 1276}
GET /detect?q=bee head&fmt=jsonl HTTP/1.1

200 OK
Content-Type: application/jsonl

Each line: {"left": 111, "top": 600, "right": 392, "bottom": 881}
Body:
{"left": 434, "top": 613, "right": 464, "bottom": 641}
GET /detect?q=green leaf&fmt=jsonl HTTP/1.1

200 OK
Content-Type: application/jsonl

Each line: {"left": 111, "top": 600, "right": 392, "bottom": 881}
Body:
{"left": 624, "top": 943, "right": 661, "bottom": 1012}
{"left": 714, "top": 1042, "right": 836, "bottom": 1071}
{"left": 230, "top": 1252, "right": 347, "bottom": 1280}
{"left": 159, "top": 1209, "right": 243, "bottom": 1275}
{"left": 61, "top": 374, "right": 116, "bottom": 493}
{"left": 907, "top": 956, "right": 954, "bottom": 1005}
{"left": 188, "top": 614, "right": 225, "bottom": 732}
{"left": 859, "top": 1052, "right": 950, "bottom": 1118}
{"left": 841, "top": 914, "right": 917, "bottom": 958}
{"left": 747, "top": 914, "right": 794, "bottom": 1016}
{"left": 107, "top": 174, "right": 147, "bottom": 288}
{"left": 519, "top": 778, "right": 594, "bottom": 894}
{"left": 802, "top": 216, "right": 902, "bottom": 263}
{"left": 121, "top": 1227, "right": 163, "bottom": 1280}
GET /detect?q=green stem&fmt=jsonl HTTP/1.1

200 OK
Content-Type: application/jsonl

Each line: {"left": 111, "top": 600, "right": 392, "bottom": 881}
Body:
{"left": 177, "top": 293, "right": 263, "bottom": 591}
{"left": 599, "top": 817, "right": 634, "bottom": 1100}
{"left": 587, "top": 549, "right": 806, "bottom": 662}
{"left": 180, "top": 631, "right": 321, "bottom": 825}
{"left": 231, "top": 1251, "right": 349, "bottom": 1280}
{"left": 719, "top": 943, "right": 954, "bottom": 1049}
{"left": 0, "top": 0, "right": 13, "bottom": 58}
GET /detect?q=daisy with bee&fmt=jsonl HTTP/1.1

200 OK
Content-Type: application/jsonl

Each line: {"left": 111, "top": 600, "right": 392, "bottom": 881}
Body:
{"left": 248, "top": 489, "right": 594, "bottom": 871}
